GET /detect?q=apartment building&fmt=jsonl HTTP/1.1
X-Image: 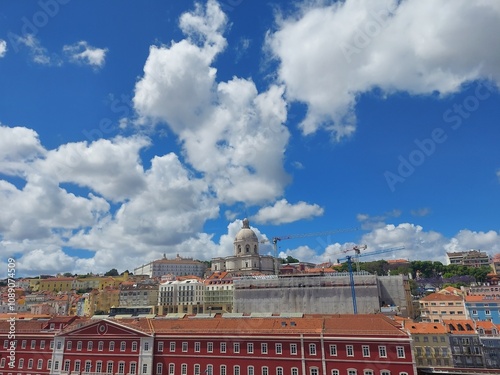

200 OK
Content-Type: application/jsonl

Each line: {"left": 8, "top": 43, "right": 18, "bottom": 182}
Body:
{"left": 446, "top": 250, "right": 490, "bottom": 268}
{"left": 405, "top": 322, "right": 452, "bottom": 367}
{"left": 419, "top": 292, "right": 465, "bottom": 322}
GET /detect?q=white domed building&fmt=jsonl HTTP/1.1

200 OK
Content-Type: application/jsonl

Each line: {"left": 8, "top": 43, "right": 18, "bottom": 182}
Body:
{"left": 211, "top": 219, "right": 278, "bottom": 275}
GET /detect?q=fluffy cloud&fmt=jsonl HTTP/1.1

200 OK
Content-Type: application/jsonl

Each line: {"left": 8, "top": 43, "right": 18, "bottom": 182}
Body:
{"left": 0, "top": 125, "right": 45, "bottom": 175}
{"left": 134, "top": 0, "right": 291, "bottom": 205}
{"left": 0, "top": 40, "right": 6, "bottom": 58}
{"left": 63, "top": 41, "right": 108, "bottom": 68}
{"left": 40, "top": 136, "right": 150, "bottom": 202}
{"left": 267, "top": 0, "right": 500, "bottom": 139}
{"left": 252, "top": 199, "right": 324, "bottom": 224}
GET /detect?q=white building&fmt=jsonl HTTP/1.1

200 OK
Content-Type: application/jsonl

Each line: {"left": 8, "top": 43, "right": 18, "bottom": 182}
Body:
{"left": 211, "top": 218, "right": 278, "bottom": 275}
{"left": 134, "top": 254, "right": 207, "bottom": 278}
{"left": 158, "top": 278, "right": 205, "bottom": 314}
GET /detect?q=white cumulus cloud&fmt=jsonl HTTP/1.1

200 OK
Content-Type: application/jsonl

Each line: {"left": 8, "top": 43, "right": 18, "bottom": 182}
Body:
{"left": 267, "top": 0, "right": 500, "bottom": 140}
{"left": 252, "top": 199, "right": 324, "bottom": 225}
{"left": 134, "top": 0, "right": 291, "bottom": 205}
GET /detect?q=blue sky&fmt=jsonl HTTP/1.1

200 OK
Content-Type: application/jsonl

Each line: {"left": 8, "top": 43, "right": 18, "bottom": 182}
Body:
{"left": 1, "top": 0, "right": 500, "bottom": 276}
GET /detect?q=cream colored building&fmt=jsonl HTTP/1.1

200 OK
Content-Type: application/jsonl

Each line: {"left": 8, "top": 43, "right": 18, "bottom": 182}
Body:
{"left": 211, "top": 218, "right": 278, "bottom": 275}
{"left": 419, "top": 292, "right": 465, "bottom": 322}
{"left": 158, "top": 278, "right": 205, "bottom": 314}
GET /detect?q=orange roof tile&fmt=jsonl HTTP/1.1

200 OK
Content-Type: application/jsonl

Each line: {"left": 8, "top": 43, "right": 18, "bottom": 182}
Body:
{"left": 443, "top": 319, "right": 476, "bottom": 334}
{"left": 405, "top": 322, "right": 447, "bottom": 334}
{"left": 420, "top": 293, "right": 463, "bottom": 302}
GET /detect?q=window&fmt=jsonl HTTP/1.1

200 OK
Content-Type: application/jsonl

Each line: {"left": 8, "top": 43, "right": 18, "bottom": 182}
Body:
{"left": 50, "top": 340, "right": 54, "bottom": 349}
{"left": 120, "top": 341, "right": 126, "bottom": 351}
{"left": 207, "top": 342, "right": 213, "bottom": 353}
{"left": 143, "top": 364, "right": 148, "bottom": 374}
{"left": 96, "top": 361, "right": 102, "bottom": 373}
{"left": 380, "top": 371, "right": 390, "bottom": 375}
{"left": 77, "top": 341, "right": 82, "bottom": 351}
{"left": 329, "top": 345, "right": 337, "bottom": 356}
{"left": 118, "top": 362, "right": 125, "bottom": 374}
{"left": 234, "top": 365, "right": 240, "bottom": 375}
{"left": 276, "top": 367, "right": 283, "bottom": 375}
{"left": 157, "top": 363, "right": 163, "bottom": 375}
{"left": 28, "top": 359, "right": 33, "bottom": 369}
{"left": 158, "top": 342, "right": 164, "bottom": 352}
{"left": 363, "top": 371, "right": 373, "bottom": 375}
{"left": 486, "top": 310, "right": 491, "bottom": 315}
{"left": 220, "top": 365, "right": 226, "bottom": 375}
{"left": 37, "top": 360, "right": 43, "bottom": 370}
{"left": 206, "top": 365, "right": 213, "bottom": 375}
{"left": 130, "top": 362, "right": 137, "bottom": 375}
{"left": 85, "top": 360, "right": 92, "bottom": 372}
{"left": 47, "top": 360, "right": 52, "bottom": 371}
{"left": 220, "top": 342, "right": 226, "bottom": 353}
{"left": 362, "top": 345, "right": 370, "bottom": 357}
{"left": 0, "top": 357, "right": 5, "bottom": 368}
{"left": 432, "top": 336, "right": 438, "bottom": 342}
{"left": 331, "top": 371, "right": 339, "bottom": 375}
{"left": 397, "top": 346, "right": 405, "bottom": 358}
{"left": 309, "top": 344, "right": 317, "bottom": 355}
{"left": 234, "top": 342, "right": 240, "bottom": 353}
{"left": 248, "top": 366, "right": 254, "bottom": 375}
{"left": 22, "top": 340, "right": 27, "bottom": 349}
{"left": 414, "top": 337, "right": 419, "bottom": 342}
{"left": 378, "top": 346, "right": 387, "bottom": 358}
{"left": 3, "top": 340, "right": 8, "bottom": 349}
{"left": 346, "top": 345, "right": 354, "bottom": 357}
{"left": 182, "top": 342, "right": 188, "bottom": 352}
{"left": 63, "top": 360, "right": 69, "bottom": 372}
{"left": 30, "top": 340, "right": 36, "bottom": 350}
{"left": 262, "top": 367, "right": 268, "bottom": 375}
{"left": 19, "top": 359, "right": 24, "bottom": 369}
{"left": 194, "top": 364, "right": 200, "bottom": 375}
{"left": 98, "top": 341, "right": 104, "bottom": 351}
{"left": 310, "top": 368, "right": 319, "bottom": 375}
{"left": 132, "top": 342, "right": 138, "bottom": 352}
{"left": 107, "top": 362, "right": 114, "bottom": 374}
{"left": 195, "top": 342, "right": 200, "bottom": 353}
{"left": 87, "top": 341, "right": 93, "bottom": 351}
{"left": 292, "top": 369, "right": 299, "bottom": 375}
{"left": 40, "top": 340, "right": 45, "bottom": 350}
{"left": 109, "top": 341, "right": 115, "bottom": 351}
{"left": 423, "top": 336, "right": 429, "bottom": 342}
{"left": 169, "top": 364, "right": 175, "bottom": 375}
{"left": 276, "top": 343, "right": 282, "bottom": 354}
{"left": 74, "top": 360, "right": 81, "bottom": 372}
{"left": 247, "top": 343, "right": 254, "bottom": 354}
{"left": 347, "top": 370, "right": 357, "bottom": 375}
{"left": 170, "top": 342, "right": 176, "bottom": 352}
{"left": 261, "top": 343, "right": 268, "bottom": 354}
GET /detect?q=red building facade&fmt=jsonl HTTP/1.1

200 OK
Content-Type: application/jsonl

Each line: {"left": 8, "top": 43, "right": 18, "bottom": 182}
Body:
{"left": 1, "top": 315, "right": 416, "bottom": 375}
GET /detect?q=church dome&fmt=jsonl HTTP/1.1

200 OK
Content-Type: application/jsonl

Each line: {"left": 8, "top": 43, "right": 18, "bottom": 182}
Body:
{"left": 235, "top": 218, "right": 258, "bottom": 242}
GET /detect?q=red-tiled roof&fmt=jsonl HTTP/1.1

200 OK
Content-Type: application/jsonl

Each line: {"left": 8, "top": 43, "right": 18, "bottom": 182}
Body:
{"left": 420, "top": 293, "right": 463, "bottom": 302}
{"left": 405, "top": 322, "right": 447, "bottom": 334}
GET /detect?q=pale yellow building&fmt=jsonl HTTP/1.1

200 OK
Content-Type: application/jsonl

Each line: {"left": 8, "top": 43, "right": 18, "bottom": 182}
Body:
{"left": 406, "top": 321, "right": 452, "bottom": 367}
{"left": 38, "top": 277, "right": 76, "bottom": 292}
{"left": 96, "top": 287, "right": 120, "bottom": 314}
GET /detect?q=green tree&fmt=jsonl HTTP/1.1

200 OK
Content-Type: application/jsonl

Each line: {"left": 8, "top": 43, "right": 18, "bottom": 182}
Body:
{"left": 104, "top": 268, "right": 119, "bottom": 277}
{"left": 281, "top": 255, "right": 300, "bottom": 264}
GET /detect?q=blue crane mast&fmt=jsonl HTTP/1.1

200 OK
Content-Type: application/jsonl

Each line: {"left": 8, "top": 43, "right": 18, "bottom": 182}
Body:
{"left": 337, "top": 246, "right": 405, "bottom": 314}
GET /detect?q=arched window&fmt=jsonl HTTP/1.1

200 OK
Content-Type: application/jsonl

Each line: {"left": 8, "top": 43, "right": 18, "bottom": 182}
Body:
{"left": 246, "top": 245, "right": 250, "bottom": 253}
{"left": 238, "top": 245, "right": 242, "bottom": 253}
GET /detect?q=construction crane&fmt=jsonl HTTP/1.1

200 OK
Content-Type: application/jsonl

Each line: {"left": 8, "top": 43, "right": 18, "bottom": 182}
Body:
{"left": 337, "top": 246, "right": 405, "bottom": 314}
{"left": 340, "top": 244, "right": 367, "bottom": 273}
{"left": 261, "top": 227, "right": 360, "bottom": 275}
